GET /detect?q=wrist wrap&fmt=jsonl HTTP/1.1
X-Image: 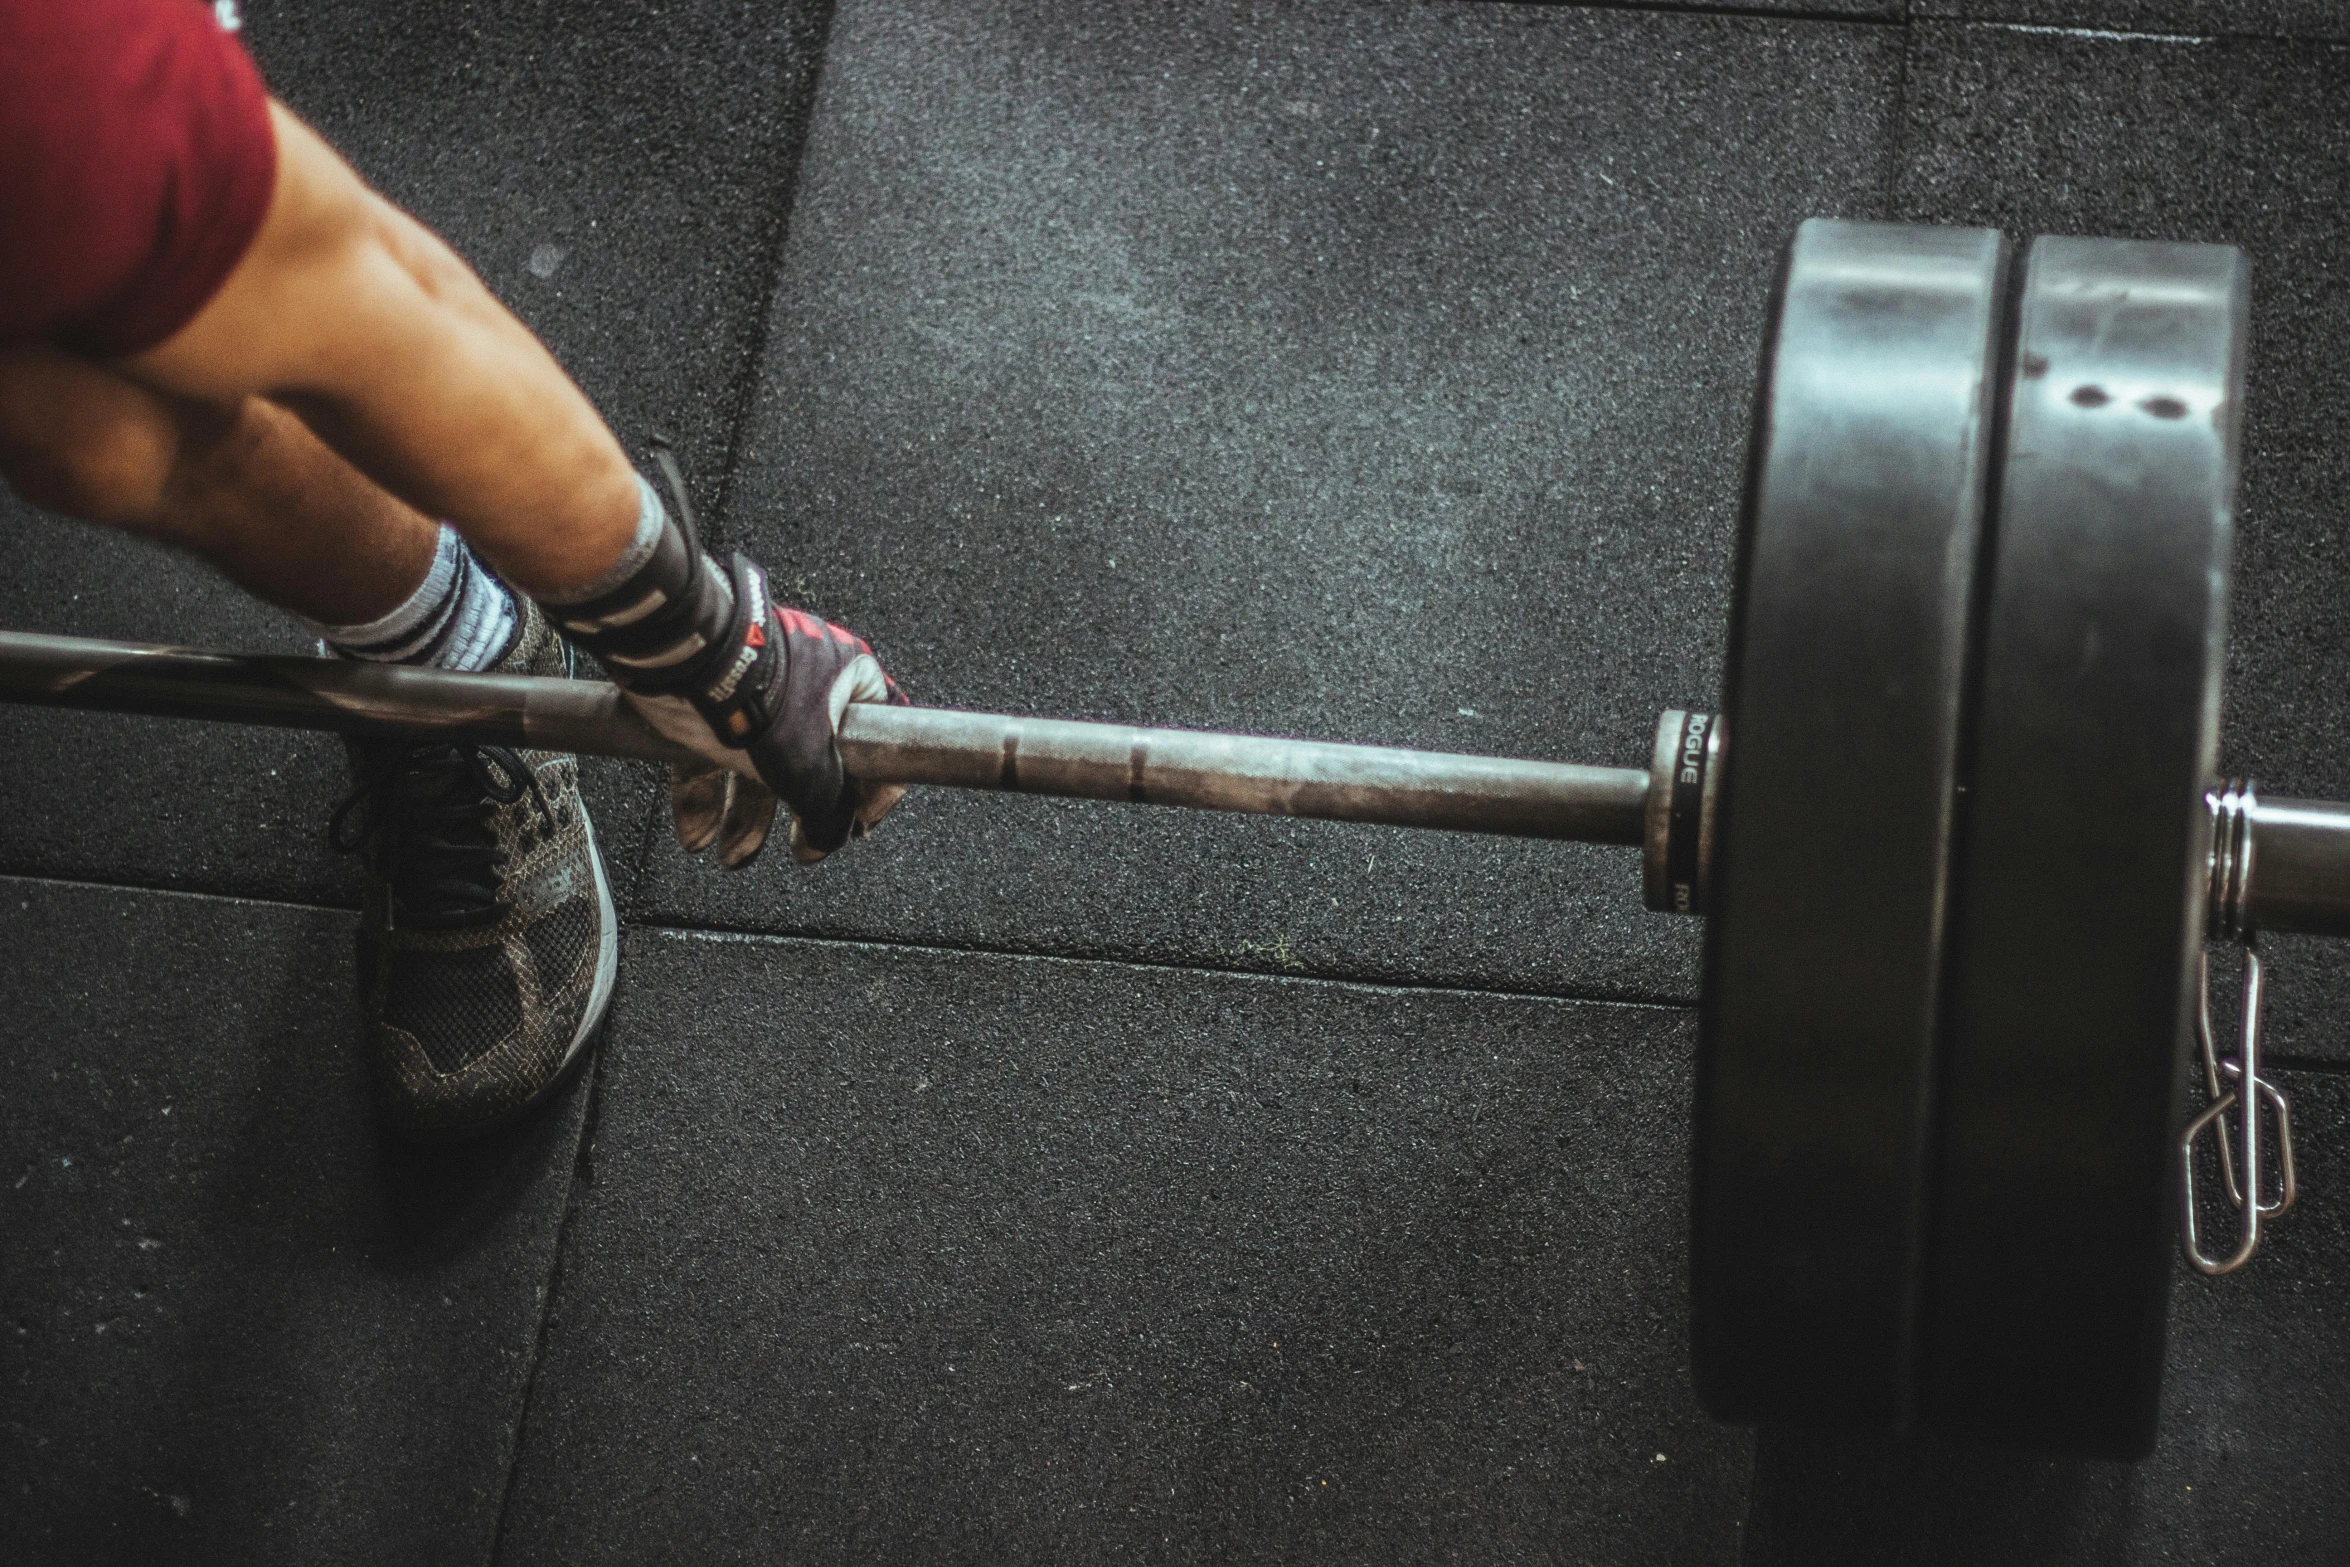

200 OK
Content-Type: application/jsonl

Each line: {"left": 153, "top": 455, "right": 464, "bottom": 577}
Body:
{"left": 546, "top": 478, "right": 782, "bottom": 749}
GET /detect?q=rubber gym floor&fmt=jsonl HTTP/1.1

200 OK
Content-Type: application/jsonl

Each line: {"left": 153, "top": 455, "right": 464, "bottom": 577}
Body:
{"left": 6, "top": 1, "right": 2349, "bottom": 1561}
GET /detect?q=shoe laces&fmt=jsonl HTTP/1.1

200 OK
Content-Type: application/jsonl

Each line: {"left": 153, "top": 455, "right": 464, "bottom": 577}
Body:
{"left": 331, "top": 742, "right": 556, "bottom": 931}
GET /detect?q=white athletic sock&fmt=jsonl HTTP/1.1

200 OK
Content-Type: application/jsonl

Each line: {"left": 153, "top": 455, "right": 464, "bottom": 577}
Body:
{"left": 540, "top": 474, "right": 666, "bottom": 605}
{"left": 305, "top": 524, "right": 519, "bottom": 673}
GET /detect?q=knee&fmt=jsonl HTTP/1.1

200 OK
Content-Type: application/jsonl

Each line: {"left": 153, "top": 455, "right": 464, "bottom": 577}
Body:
{"left": 360, "top": 190, "right": 486, "bottom": 310}
{"left": 0, "top": 376, "right": 182, "bottom": 530}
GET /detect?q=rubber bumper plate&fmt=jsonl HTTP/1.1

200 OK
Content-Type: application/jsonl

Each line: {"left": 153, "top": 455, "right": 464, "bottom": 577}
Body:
{"left": 1925, "top": 236, "right": 2247, "bottom": 1459}
{"left": 1694, "top": 219, "right": 2009, "bottom": 1429}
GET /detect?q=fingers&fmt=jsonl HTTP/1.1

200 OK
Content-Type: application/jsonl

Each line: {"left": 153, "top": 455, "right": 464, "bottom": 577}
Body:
{"left": 627, "top": 688, "right": 762, "bottom": 781}
{"left": 824, "top": 652, "right": 893, "bottom": 727}
{"left": 822, "top": 656, "right": 912, "bottom": 839}
{"left": 716, "top": 777, "right": 778, "bottom": 869}
{"left": 671, "top": 758, "right": 778, "bottom": 868}
{"left": 782, "top": 783, "right": 891, "bottom": 862}
{"left": 855, "top": 675, "right": 913, "bottom": 832}
{"left": 665, "top": 639, "right": 910, "bottom": 869}
{"left": 852, "top": 782, "right": 910, "bottom": 838}
{"left": 783, "top": 654, "right": 911, "bottom": 861}
{"left": 669, "top": 759, "right": 731, "bottom": 854}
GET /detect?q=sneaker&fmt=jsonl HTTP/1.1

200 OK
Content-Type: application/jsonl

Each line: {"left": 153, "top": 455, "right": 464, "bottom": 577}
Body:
{"left": 330, "top": 599, "right": 620, "bottom": 1138}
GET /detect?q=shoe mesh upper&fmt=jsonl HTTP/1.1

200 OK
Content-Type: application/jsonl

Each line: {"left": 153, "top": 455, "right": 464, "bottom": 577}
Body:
{"left": 342, "top": 598, "right": 617, "bottom": 1138}
{"left": 386, "top": 943, "right": 526, "bottom": 1075}
{"left": 521, "top": 897, "right": 596, "bottom": 1021}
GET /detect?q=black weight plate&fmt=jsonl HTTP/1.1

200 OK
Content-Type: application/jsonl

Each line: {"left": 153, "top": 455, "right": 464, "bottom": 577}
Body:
{"left": 1924, "top": 237, "right": 2246, "bottom": 1459}
{"left": 1694, "top": 220, "right": 2009, "bottom": 1430}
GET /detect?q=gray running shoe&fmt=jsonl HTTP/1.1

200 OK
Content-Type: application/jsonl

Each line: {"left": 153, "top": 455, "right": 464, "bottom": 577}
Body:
{"left": 331, "top": 600, "right": 619, "bottom": 1138}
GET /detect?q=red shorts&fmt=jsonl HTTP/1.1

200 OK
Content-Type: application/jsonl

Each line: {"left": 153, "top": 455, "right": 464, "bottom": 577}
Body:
{"left": 0, "top": 0, "right": 277, "bottom": 356}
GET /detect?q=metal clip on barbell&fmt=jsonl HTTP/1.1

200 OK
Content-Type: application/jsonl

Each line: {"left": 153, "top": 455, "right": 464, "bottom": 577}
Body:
{"left": 2187, "top": 781, "right": 2300, "bottom": 1276}
{"left": 1, "top": 219, "right": 2339, "bottom": 1460}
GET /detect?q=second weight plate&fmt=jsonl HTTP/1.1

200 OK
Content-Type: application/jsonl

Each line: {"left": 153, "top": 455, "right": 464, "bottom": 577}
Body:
{"left": 1693, "top": 219, "right": 2009, "bottom": 1430}
{"left": 1924, "top": 235, "right": 2247, "bottom": 1459}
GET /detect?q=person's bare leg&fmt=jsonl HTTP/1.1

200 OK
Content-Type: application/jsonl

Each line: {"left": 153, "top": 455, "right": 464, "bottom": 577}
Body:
{"left": 0, "top": 342, "right": 439, "bottom": 625}
{"left": 0, "top": 326, "right": 617, "bottom": 1142}
{"left": 118, "top": 101, "right": 639, "bottom": 599}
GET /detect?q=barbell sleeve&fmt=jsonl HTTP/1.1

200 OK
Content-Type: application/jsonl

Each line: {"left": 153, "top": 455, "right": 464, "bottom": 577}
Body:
{"left": 2241, "top": 796, "right": 2350, "bottom": 938}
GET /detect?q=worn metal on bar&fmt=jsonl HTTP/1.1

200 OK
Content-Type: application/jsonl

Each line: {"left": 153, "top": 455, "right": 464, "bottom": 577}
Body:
{"left": 0, "top": 628, "right": 700, "bottom": 764}
{"left": 837, "top": 704, "right": 1650, "bottom": 843}
{"left": 0, "top": 629, "right": 1651, "bottom": 844}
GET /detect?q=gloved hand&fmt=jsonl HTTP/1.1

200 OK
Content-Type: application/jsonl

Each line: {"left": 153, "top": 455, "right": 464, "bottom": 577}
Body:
{"left": 624, "top": 587, "right": 912, "bottom": 867}
{"left": 542, "top": 447, "right": 909, "bottom": 869}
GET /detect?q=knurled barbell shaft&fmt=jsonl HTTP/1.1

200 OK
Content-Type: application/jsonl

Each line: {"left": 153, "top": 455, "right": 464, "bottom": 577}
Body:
{"left": 841, "top": 702, "right": 1651, "bottom": 843}
{"left": 0, "top": 629, "right": 701, "bottom": 764}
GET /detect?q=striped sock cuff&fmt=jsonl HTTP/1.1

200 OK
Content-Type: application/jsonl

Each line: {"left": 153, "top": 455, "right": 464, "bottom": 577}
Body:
{"left": 307, "top": 525, "right": 517, "bottom": 673}
{"left": 436, "top": 546, "right": 519, "bottom": 672}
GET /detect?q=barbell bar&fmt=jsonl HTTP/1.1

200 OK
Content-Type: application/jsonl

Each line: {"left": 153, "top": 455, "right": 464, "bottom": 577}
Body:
{"left": 1, "top": 218, "right": 2340, "bottom": 1462}
{"left": 3, "top": 629, "right": 2346, "bottom": 934}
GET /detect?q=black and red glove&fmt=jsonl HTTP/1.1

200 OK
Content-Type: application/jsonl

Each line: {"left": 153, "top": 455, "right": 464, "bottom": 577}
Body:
{"left": 543, "top": 456, "right": 908, "bottom": 867}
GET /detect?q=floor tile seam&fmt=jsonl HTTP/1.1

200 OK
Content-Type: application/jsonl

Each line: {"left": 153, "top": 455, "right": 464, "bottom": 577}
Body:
{"left": 1881, "top": 0, "right": 1915, "bottom": 216}
{"left": 614, "top": 786, "right": 673, "bottom": 927}
{"left": 626, "top": 916, "right": 1705, "bottom": 1014}
{"left": 0, "top": 866, "right": 1694, "bottom": 1012}
{"left": 1966, "top": 21, "right": 2213, "bottom": 45}
{"left": 704, "top": 0, "right": 839, "bottom": 545}
{"left": 16, "top": 873, "right": 2338, "bottom": 1055}
{"left": 483, "top": 1052, "right": 609, "bottom": 1567}
{"left": 1912, "top": 14, "right": 2346, "bottom": 46}
{"left": 0, "top": 868, "right": 354, "bottom": 915}
{"left": 2271, "top": 1053, "right": 2350, "bottom": 1076}
{"left": 1493, "top": 0, "right": 1907, "bottom": 27}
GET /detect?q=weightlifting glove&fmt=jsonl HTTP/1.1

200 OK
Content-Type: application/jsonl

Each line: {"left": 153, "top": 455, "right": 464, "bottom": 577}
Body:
{"left": 542, "top": 454, "right": 909, "bottom": 868}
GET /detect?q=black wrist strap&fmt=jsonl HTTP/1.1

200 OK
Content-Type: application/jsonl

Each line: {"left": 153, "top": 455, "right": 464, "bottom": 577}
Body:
{"left": 546, "top": 464, "right": 745, "bottom": 705}
{"left": 680, "top": 554, "right": 783, "bottom": 746}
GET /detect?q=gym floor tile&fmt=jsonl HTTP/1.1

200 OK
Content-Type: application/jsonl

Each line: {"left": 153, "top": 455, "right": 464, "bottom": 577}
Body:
{"left": 1896, "top": 20, "right": 2350, "bottom": 1063}
{"left": 637, "top": 0, "right": 1904, "bottom": 1001}
{"left": 494, "top": 927, "right": 1748, "bottom": 1564}
{"left": 0, "top": 877, "right": 591, "bottom": 1566}
{"left": 0, "top": 0, "right": 835, "bottom": 907}
{"left": 1741, "top": 1065, "right": 2350, "bottom": 1564}
{"left": 1910, "top": 2, "right": 2350, "bottom": 40}
{"left": 0, "top": 519, "right": 365, "bottom": 902}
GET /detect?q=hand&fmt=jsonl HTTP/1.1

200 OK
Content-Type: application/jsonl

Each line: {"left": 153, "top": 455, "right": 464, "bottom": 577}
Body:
{"left": 543, "top": 449, "right": 906, "bottom": 868}
{"left": 623, "top": 582, "right": 911, "bottom": 868}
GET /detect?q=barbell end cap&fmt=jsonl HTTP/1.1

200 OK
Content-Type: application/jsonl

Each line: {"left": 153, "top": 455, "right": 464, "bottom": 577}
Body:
{"left": 1644, "top": 709, "right": 1721, "bottom": 916}
{"left": 1643, "top": 712, "right": 1681, "bottom": 911}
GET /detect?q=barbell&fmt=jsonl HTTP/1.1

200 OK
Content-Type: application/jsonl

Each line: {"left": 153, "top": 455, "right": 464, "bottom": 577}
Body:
{"left": 0, "top": 219, "right": 2337, "bottom": 1461}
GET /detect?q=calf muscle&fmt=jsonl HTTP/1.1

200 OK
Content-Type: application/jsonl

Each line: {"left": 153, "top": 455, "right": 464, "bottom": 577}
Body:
{"left": 0, "top": 343, "right": 438, "bottom": 625}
